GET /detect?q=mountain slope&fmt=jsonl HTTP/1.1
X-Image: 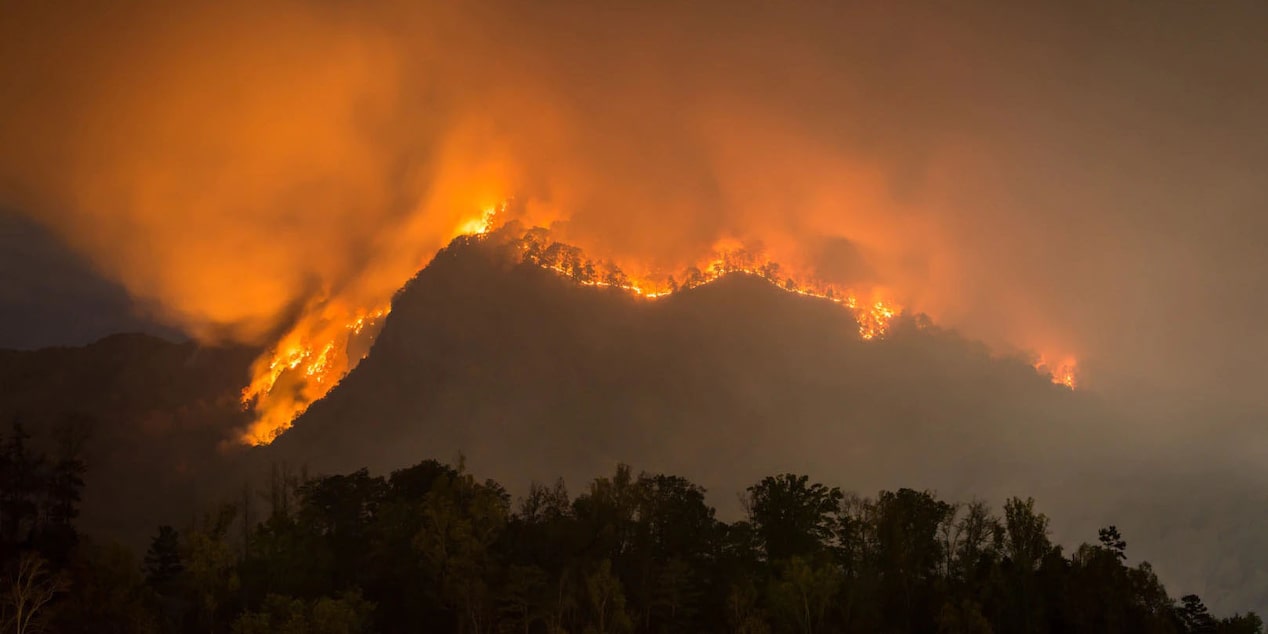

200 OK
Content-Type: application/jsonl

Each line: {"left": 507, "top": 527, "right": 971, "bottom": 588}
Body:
{"left": 6, "top": 237, "right": 1267, "bottom": 612}
{"left": 271, "top": 238, "right": 1090, "bottom": 496}
{"left": 257, "top": 237, "right": 1268, "bottom": 613}
{"left": 0, "top": 333, "right": 254, "bottom": 539}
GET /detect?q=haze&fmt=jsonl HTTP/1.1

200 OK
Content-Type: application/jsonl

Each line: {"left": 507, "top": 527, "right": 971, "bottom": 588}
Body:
{"left": 2, "top": 0, "right": 1268, "bottom": 613}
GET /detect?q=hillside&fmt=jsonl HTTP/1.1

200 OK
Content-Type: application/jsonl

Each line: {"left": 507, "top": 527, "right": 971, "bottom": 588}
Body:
{"left": 0, "top": 333, "right": 254, "bottom": 538}
{"left": 4, "top": 236, "right": 1267, "bottom": 613}
{"left": 255, "top": 237, "right": 1268, "bottom": 613}
{"left": 267, "top": 237, "right": 1090, "bottom": 501}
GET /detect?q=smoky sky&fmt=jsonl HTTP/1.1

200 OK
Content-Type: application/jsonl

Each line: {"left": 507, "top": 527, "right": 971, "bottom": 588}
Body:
{"left": 4, "top": 0, "right": 1268, "bottom": 615}
{"left": 0, "top": 210, "right": 176, "bottom": 348}
{"left": 2, "top": 3, "right": 1268, "bottom": 420}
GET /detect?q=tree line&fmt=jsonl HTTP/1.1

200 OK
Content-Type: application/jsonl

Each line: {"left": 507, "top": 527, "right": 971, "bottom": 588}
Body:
{"left": 0, "top": 423, "right": 1261, "bottom": 633}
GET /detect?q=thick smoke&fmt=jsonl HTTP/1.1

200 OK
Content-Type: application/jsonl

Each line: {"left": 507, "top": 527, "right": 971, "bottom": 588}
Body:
{"left": 5, "top": 0, "right": 1268, "bottom": 613}
{"left": 0, "top": 1, "right": 505, "bottom": 345}
{"left": 3, "top": 2, "right": 1268, "bottom": 418}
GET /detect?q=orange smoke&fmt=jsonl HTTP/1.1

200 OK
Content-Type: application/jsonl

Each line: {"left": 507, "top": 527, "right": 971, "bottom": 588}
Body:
{"left": 239, "top": 304, "right": 389, "bottom": 445}
{"left": 236, "top": 208, "right": 1083, "bottom": 446}
{"left": 513, "top": 228, "right": 904, "bottom": 340}
{"left": 1, "top": 1, "right": 1086, "bottom": 446}
{"left": 237, "top": 215, "right": 907, "bottom": 444}
{"left": 239, "top": 205, "right": 504, "bottom": 445}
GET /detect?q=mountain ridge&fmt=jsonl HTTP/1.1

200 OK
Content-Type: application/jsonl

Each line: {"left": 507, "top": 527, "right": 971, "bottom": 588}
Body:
{"left": 4, "top": 237, "right": 1266, "bottom": 612}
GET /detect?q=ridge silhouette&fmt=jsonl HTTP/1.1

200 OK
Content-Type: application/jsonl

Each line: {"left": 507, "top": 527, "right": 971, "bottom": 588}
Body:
{"left": 2, "top": 236, "right": 1266, "bottom": 613}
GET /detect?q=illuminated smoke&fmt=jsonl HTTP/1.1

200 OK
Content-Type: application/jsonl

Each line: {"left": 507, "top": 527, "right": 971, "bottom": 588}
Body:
{"left": 240, "top": 211, "right": 1077, "bottom": 444}
{"left": 0, "top": 1, "right": 1085, "bottom": 445}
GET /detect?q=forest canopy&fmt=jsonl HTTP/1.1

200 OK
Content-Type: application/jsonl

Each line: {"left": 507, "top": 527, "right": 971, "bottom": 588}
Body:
{"left": 0, "top": 428, "right": 1260, "bottom": 633}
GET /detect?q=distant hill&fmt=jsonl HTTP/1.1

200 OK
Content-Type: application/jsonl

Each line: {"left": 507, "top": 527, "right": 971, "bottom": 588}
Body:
{"left": 0, "top": 333, "right": 254, "bottom": 540}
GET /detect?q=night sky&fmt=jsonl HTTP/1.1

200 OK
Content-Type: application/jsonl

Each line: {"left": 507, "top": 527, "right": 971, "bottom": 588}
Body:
{"left": 0, "top": 209, "right": 175, "bottom": 348}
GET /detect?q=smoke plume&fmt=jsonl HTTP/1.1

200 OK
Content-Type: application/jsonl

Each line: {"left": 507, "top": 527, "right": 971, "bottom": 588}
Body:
{"left": 3, "top": 0, "right": 1268, "bottom": 435}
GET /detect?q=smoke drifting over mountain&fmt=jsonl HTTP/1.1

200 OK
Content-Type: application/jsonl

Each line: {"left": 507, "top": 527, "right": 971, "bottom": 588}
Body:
{"left": 6, "top": 0, "right": 1264, "bottom": 400}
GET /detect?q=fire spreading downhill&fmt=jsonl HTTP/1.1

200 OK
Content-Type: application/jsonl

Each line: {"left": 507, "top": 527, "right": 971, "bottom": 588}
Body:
{"left": 239, "top": 207, "right": 1078, "bottom": 446}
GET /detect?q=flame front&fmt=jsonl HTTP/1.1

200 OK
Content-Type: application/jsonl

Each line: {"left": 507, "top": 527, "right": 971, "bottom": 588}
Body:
{"left": 241, "top": 208, "right": 1076, "bottom": 446}
{"left": 513, "top": 229, "right": 904, "bottom": 340}
{"left": 239, "top": 304, "right": 391, "bottom": 445}
{"left": 239, "top": 207, "right": 502, "bottom": 446}
{"left": 1034, "top": 356, "right": 1079, "bottom": 389}
{"left": 5, "top": 2, "right": 1097, "bottom": 450}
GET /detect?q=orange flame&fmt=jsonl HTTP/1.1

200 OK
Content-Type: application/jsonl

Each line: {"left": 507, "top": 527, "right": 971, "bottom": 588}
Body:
{"left": 239, "top": 207, "right": 501, "bottom": 446}
{"left": 239, "top": 304, "right": 391, "bottom": 445}
{"left": 512, "top": 229, "right": 904, "bottom": 340}
{"left": 1033, "top": 355, "right": 1078, "bottom": 389}
{"left": 240, "top": 205, "right": 1077, "bottom": 446}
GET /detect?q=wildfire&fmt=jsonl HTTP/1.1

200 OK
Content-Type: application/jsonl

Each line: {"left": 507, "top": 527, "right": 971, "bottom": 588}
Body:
{"left": 511, "top": 229, "right": 904, "bottom": 340}
{"left": 239, "top": 304, "right": 392, "bottom": 445}
{"left": 238, "top": 209, "right": 503, "bottom": 446}
{"left": 1034, "top": 356, "right": 1078, "bottom": 389}
{"left": 240, "top": 206, "right": 1077, "bottom": 446}
{"left": 456, "top": 206, "right": 499, "bottom": 237}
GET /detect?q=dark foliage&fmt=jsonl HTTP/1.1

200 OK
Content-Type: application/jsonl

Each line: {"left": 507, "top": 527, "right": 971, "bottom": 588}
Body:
{"left": 3, "top": 448, "right": 1259, "bottom": 633}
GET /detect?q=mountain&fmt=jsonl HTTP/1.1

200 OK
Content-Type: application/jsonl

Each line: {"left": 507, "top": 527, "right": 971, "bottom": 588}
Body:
{"left": 5, "top": 236, "right": 1268, "bottom": 613}
{"left": 258, "top": 237, "right": 1268, "bottom": 613}
{"left": 266, "top": 237, "right": 1096, "bottom": 503}
{"left": 0, "top": 333, "right": 254, "bottom": 539}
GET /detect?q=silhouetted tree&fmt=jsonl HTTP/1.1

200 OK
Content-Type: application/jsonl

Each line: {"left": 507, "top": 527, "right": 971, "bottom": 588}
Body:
{"left": 35, "top": 423, "right": 86, "bottom": 563}
{"left": 1219, "top": 612, "right": 1265, "bottom": 634}
{"left": 744, "top": 474, "right": 842, "bottom": 561}
{"left": 1099, "top": 525, "right": 1128, "bottom": 561}
{"left": 871, "top": 488, "right": 954, "bottom": 632}
{"left": 144, "top": 526, "right": 184, "bottom": 590}
{"left": 413, "top": 463, "right": 508, "bottom": 633}
{"left": 1179, "top": 594, "right": 1218, "bottom": 634}
{"left": 0, "top": 423, "right": 45, "bottom": 553}
{"left": 28, "top": 454, "right": 1254, "bottom": 633}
